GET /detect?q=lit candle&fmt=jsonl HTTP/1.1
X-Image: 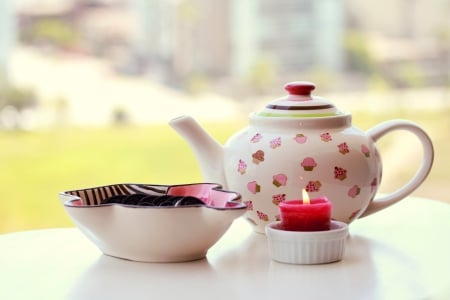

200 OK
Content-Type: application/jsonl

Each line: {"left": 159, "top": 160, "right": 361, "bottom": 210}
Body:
{"left": 279, "top": 189, "right": 332, "bottom": 231}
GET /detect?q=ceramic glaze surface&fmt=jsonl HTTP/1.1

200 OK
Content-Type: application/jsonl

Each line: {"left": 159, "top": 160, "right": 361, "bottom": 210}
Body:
{"left": 224, "top": 116, "right": 381, "bottom": 231}
{"left": 170, "top": 81, "right": 434, "bottom": 233}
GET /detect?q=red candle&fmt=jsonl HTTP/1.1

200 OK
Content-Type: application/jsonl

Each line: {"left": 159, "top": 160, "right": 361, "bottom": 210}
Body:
{"left": 279, "top": 190, "right": 332, "bottom": 231}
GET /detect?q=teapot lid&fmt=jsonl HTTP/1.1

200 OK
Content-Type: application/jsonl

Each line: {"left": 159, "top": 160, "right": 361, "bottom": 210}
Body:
{"left": 256, "top": 81, "right": 343, "bottom": 117}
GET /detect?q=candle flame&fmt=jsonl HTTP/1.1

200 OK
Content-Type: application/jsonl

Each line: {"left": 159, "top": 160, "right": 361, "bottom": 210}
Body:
{"left": 302, "top": 189, "right": 310, "bottom": 205}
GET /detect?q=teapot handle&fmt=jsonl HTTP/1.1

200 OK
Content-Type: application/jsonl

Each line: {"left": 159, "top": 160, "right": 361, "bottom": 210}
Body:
{"left": 359, "top": 120, "right": 434, "bottom": 218}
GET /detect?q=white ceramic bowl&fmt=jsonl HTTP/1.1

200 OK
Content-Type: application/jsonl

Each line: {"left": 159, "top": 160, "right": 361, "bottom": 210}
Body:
{"left": 60, "top": 183, "right": 245, "bottom": 262}
{"left": 265, "top": 220, "right": 348, "bottom": 264}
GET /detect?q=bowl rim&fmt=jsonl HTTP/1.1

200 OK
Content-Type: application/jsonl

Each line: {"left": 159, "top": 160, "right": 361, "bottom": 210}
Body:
{"left": 60, "top": 182, "right": 246, "bottom": 211}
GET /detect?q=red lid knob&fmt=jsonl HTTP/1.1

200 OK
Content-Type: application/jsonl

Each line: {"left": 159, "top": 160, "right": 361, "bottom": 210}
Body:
{"left": 284, "top": 81, "right": 315, "bottom": 96}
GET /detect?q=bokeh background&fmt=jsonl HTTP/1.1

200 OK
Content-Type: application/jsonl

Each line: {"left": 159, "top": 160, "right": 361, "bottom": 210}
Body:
{"left": 0, "top": 0, "right": 448, "bottom": 233}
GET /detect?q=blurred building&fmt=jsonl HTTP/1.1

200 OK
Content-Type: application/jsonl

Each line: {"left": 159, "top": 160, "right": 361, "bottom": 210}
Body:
{"left": 131, "top": 0, "right": 232, "bottom": 80}
{"left": 132, "top": 0, "right": 345, "bottom": 82}
{"left": 232, "top": 0, "right": 344, "bottom": 75}
{"left": 346, "top": 0, "right": 449, "bottom": 86}
{"left": 0, "top": 0, "right": 16, "bottom": 79}
{"left": 11, "top": 0, "right": 449, "bottom": 90}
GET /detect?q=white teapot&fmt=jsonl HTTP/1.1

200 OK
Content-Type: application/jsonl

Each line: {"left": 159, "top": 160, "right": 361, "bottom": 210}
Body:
{"left": 170, "top": 81, "right": 434, "bottom": 233}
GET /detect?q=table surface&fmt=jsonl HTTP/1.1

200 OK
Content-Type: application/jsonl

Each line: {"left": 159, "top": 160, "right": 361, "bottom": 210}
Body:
{"left": 1, "top": 196, "right": 449, "bottom": 300}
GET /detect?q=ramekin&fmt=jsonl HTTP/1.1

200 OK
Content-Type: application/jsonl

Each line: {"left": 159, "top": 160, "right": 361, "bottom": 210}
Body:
{"left": 265, "top": 220, "right": 348, "bottom": 264}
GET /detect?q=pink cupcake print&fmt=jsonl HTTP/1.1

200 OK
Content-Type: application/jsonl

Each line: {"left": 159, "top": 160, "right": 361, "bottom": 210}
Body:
{"left": 272, "top": 173, "right": 287, "bottom": 187}
{"left": 338, "top": 142, "right": 350, "bottom": 154}
{"left": 371, "top": 178, "right": 377, "bottom": 193}
{"left": 252, "top": 150, "right": 265, "bottom": 164}
{"left": 237, "top": 159, "right": 247, "bottom": 174}
{"left": 270, "top": 137, "right": 282, "bottom": 149}
{"left": 257, "top": 210, "right": 269, "bottom": 222}
{"left": 320, "top": 132, "right": 332, "bottom": 142}
{"left": 305, "top": 180, "right": 322, "bottom": 192}
{"left": 348, "top": 185, "right": 361, "bottom": 198}
{"left": 244, "top": 200, "right": 253, "bottom": 210}
{"left": 251, "top": 133, "right": 262, "bottom": 143}
{"left": 272, "top": 193, "right": 286, "bottom": 206}
{"left": 348, "top": 209, "right": 361, "bottom": 222}
{"left": 294, "top": 133, "right": 307, "bottom": 144}
{"left": 361, "top": 144, "right": 370, "bottom": 157}
{"left": 334, "top": 166, "right": 347, "bottom": 181}
{"left": 247, "top": 181, "right": 261, "bottom": 194}
{"left": 301, "top": 157, "right": 317, "bottom": 171}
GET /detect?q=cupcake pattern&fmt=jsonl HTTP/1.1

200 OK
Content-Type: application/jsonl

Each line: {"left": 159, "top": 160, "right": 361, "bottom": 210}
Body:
{"left": 301, "top": 157, "right": 317, "bottom": 171}
{"left": 272, "top": 173, "right": 287, "bottom": 187}
{"left": 237, "top": 159, "right": 247, "bottom": 174}
{"left": 370, "top": 178, "right": 377, "bottom": 192}
{"left": 252, "top": 150, "right": 265, "bottom": 164}
{"left": 305, "top": 180, "right": 322, "bottom": 192}
{"left": 244, "top": 200, "right": 253, "bottom": 210}
{"left": 320, "top": 132, "right": 332, "bottom": 142}
{"left": 348, "top": 185, "right": 361, "bottom": 198}
{"left": 256, "top": 210, "right": 269, "bottom": 221}
{"left": 238, "top": 131, "right": 379, "bottom": 225}
{"left": 270, "top": 137, "right": 282, "bottom": 149}
{"left": 334, "top": 166, "right": 347, "bottom": 181}
{"left": 294, "top": 133, "right": 307, "bottom": 144}
{"left": 251, "top": 133, "right": 262, "bottom": 143}
{"left": 361, "top": 144, "right": 370, "bottom": 157}
{"left": 272, "top": 193, "right": 286, "bottom": 206}
{"left": 338, "top": 142, "right": 350, "bottom": 154}
{"left": 348, "top": 209, "right": 361, "bottom": 222}
{"left": 247, "top": 181, "right": 261, "bottom": 194}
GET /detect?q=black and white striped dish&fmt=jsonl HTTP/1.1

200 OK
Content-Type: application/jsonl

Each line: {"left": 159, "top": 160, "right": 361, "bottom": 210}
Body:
{"left": 60, "top": 183, "right": 245, "bottom": 209}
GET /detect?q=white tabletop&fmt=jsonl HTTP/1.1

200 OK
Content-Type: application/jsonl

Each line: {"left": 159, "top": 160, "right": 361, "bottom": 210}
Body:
{"left": 1, "top": 197, "right": 449, "bottom": 300}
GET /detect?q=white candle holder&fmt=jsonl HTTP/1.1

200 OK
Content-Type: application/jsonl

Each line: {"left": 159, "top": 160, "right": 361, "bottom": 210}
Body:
{"left": 265, "top": 220, "right": 349, "bottom": 265}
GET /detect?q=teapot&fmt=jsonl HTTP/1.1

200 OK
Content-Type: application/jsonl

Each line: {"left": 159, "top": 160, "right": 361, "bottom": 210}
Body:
{"left": 170, "top": 81, "right": 434, "bottom": 233}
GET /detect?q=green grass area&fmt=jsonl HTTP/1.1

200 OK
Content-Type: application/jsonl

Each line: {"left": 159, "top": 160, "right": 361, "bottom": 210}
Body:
{"left": 1, "top": 109, "right": 448, "bottom": 234}
{"left": 0, "top": 122, "right": 244, "bottom": 233}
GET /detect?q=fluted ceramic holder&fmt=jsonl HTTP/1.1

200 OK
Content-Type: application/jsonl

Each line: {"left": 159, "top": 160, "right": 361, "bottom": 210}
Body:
{"left": 265, "top": 220, "right": 348, "bottom": 265}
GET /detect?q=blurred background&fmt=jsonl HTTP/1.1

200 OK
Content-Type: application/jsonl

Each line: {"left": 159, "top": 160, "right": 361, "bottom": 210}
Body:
{"left": 0, "top": 0, "right": 448, "bottom": 233}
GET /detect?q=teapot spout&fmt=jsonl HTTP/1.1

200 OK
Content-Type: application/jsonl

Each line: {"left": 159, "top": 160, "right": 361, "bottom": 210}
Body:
{"left": 169, "top": 115, "right": 227, "bottom": 187}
